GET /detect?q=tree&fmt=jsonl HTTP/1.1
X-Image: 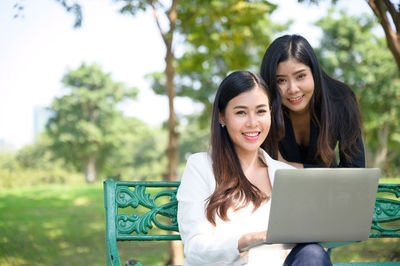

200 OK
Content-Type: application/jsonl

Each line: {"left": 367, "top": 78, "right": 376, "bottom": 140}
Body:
{"left": 126, "top": 0, "right": 178, "bottom": 184}
{"left": 151, "top": 1, "right": 286, "bottom": 126}
{"left": 102, "top": 117, "right": 168, "bottom": 182}
{"left": 367, "top": 0, "right": 400, "bottom": 72}
{"left": 46, "top": 62, "right": 137, "bottom": 183}
{"left": 115, "top": 1, "right": 182, "bottom": 262}
{"left": 315, "top": 9, "right": 400, "bottom": 173}
{"left": 299, "top": 0, "right": 400, "bottom": 73}
{"left": 0, "top": 133, "right": 84, "bottom": 188}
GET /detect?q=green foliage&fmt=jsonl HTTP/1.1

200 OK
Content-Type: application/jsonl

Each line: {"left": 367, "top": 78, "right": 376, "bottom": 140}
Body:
{"left": 181, "top": 1, "right": 285, "bottom": 125}
{"left": 146, "top": 0, "right": 288, "bottom": 126}
{"left": 298, "top": 0, "right": 339, "bottom": 4}
{"left": 46, "top": 62, "right": 138, "bottom": 182}
{"left": 0, "top": 135, "right": 83, "bottom": 188}
{"left": 0, "top": 166, "right": 83, "bottom": 189}
{"left": 15, "top": 134, "right": 69, "bottom": 171}
{"left": 177, "top": 115, "right": 210, "bottom": 174}
{"left": 298, "top": 0, "right": 400, "bottom": 73}
{"left": 315, "top": 9, "right": 400, "bottom": 174}
{"left": 114, "top": 0, "right": 150, "bottom": 15}
{"left": 0, "top": 117, "right": 169, "bottom": 187}
{"left": 102, "top": 117, "right": 168, "bottom": 181}
{"left": 178, "top": 117, "right": 210, "bottom": 156}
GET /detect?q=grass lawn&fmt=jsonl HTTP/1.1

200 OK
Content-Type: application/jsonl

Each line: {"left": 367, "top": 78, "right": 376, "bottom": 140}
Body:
{"left": 0, "top": 183, "right": 171, "bottom": 266}
{"left": 0, "top": 178, "right": 399, "bottom": 265}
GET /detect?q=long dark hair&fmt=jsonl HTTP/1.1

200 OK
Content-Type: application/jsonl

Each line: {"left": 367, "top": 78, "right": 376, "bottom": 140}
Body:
{"left": 206, "top": 70, "right": 272, "bottom": 225}
{"left": 260, "top": 34, "right": 362, "bottom": 166}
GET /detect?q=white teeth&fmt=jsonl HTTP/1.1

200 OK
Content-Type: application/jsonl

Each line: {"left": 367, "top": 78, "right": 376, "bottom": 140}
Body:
{"left": 243, "top": 132, "right": 259, "bottom": 137}
{"left": 289, "top": 96, "right": 302, "bottom": 101}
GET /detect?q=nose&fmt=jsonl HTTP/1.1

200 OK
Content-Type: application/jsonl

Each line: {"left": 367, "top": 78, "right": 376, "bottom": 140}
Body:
{"left": 246, "top": 113, "right": 257, "bottom": 127}
{"left": 287, "top": 80, "right": 300, "bottom": 94}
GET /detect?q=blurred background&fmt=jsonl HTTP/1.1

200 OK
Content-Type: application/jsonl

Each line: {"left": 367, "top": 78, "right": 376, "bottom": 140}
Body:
{"left": 0, "top": 0, "right": 399, "bottom": 265}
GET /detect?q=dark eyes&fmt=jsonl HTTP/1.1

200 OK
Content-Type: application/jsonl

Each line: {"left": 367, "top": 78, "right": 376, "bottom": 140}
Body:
{"left": 277, "top": 78, "right": 286, "bottom": 84}
{"left": 297, "top": 73, "right": 306, "bottom": 79}
{"left": 276, "top": 73, "right": 306, "bottom": 83}
{"left": 235, "top": 109, "right": 268, "bottom": 115}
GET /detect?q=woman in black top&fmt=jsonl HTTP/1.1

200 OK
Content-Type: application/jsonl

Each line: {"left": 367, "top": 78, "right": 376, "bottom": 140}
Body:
{"left": 260, "top": 34, "right": 365, "bottom": 168}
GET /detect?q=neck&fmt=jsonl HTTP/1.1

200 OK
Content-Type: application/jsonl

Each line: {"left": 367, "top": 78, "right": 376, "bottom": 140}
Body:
{"left": 236, "top": 149, "right": 260, "bottom": 173}
{"left": 289, "top": 108, "right": 310, "bottom": 123}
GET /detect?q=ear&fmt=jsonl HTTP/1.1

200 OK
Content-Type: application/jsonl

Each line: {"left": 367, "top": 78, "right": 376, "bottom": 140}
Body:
{"left": 218, "top": 111, "right": 225, "bottom": 126}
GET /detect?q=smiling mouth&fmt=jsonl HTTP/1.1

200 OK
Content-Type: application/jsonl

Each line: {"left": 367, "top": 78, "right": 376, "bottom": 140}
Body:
{"left": 243, "top": 131, "right": 260, "bottom": 136}
{"left": 242, "top": 131, "right": 261, "bottom": 140}
{"left": 288, "top": 95, "right": 304, "bottom": 104}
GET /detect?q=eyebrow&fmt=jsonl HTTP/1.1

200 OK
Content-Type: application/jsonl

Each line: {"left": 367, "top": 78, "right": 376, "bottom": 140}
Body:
{"left": 276, "top": 69, "right": 307, "bottom": 77}
{"left": 233, "top": 104, "right": 269, "bottom": 109}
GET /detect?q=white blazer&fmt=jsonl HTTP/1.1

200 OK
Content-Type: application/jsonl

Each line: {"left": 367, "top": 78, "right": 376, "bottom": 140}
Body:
{"left": 177, "top": 148, "right": 294, "bottom": 266}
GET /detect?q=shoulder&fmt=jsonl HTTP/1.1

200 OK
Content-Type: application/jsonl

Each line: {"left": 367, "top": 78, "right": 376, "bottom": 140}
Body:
{"left": 185, "top": 152, "right": 211, "bottom": 167}
{"left": 181, "top": 152, "right": 213, "bottom": 181}
{"left": 178, "top": 152, "right": 215, "bottom": 196}
{"left": 259, "top": 148, "right": 295, "bottom": 170}
{"left": 259, "top": 148, "right": 294, "bottom": 186}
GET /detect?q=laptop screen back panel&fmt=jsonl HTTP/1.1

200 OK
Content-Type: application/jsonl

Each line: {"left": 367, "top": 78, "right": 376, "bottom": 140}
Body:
{"left": 266, "top": 168, "right": 380, "bottom": 244}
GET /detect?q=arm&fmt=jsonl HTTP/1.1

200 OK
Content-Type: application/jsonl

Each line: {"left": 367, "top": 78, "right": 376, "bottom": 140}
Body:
{"left": 238, "top": 231, "right": 267, "bottom": 252}
{"left": 302, "top": 134, "right": 365, "bottom": 168}
{"left": 278, "top": 151, "right": 304, "bottom": 169}
{"left": 177, "top": 154, "right": 244, "bottom": 265}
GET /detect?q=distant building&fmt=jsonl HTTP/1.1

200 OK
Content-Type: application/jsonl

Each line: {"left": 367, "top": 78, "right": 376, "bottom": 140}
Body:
{"left": 33, "top": 105, "right": 53, "bottom": 141}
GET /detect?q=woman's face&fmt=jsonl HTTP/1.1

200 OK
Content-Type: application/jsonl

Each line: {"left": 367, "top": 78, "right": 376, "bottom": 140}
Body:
{"left": 276, "top": 58, "right": 315, "bottom": 115}
{"left": 219, "top": 86, "right": 271, "bottom": 156}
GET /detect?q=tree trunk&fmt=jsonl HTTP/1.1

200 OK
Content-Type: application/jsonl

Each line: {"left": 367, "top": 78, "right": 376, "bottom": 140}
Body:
{"left": 150, "top": 0, "right": 184, "bottom": 263}
{"left": 164, "top": 5, "right": 184, "bottom": 265}
{"left": 165, "top": 48, "right": 179, "bottom": 183}
{"left": 168, "top": 238, "right": 184, "bottom": 265}
{"left": 372, "top": 124, "right": 389, "bottom": 168}
{"left": 84, "top": 156, "right": 97, "bottom": 183}
{"left": 367, "top": 0, "right": 400, "bottom": 73}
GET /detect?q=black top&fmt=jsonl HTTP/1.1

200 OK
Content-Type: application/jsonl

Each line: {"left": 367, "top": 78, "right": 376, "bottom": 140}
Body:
{"left": 279, "top": 114, "right": 365, "bottom": 168}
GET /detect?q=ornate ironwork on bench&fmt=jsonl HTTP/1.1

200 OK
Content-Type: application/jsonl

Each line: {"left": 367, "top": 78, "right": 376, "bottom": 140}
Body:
{"left": 104, "top": 179, "right": 400, "bottom": 266}
{"left": 371, "top": 184, "right": 400, "bottom": 238}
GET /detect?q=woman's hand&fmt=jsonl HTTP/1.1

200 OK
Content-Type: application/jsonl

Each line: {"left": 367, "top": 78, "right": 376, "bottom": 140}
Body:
{"left": 238, "top": 231, "right": 267, "bottom": 252}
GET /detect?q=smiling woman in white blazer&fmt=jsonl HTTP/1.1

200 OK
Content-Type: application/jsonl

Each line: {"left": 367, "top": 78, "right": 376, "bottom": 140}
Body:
{"left": 177, "top": 71, "right": 332, "bottom": 266}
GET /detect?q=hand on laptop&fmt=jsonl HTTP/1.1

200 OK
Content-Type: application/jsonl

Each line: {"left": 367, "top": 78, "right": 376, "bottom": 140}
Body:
{"left": 238, "top": 230, "right": 267, "bottom": 252}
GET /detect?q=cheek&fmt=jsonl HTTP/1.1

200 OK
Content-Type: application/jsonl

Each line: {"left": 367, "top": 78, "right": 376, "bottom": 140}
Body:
{"left": 260, "top": 115, "right": 271, "bottom": 127}
{"left": 306, "top": 78, "right": 315, "bottom": 93}
{"left": 277, "top": 85, "right": 285, "bottom": 96}
{"left": 225, "top": 116, "right": 239, "bottom": 128}
{"left": 225, "top": 118, "right": 241, "bottom": 136}
{"left": 278, "top": 87, "right": 289, "bottom": 103}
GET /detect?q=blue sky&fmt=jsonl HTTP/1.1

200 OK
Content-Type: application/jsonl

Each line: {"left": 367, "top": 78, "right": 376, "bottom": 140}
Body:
{"left": 0, "top": 0, "right": 371, "bottom": 149}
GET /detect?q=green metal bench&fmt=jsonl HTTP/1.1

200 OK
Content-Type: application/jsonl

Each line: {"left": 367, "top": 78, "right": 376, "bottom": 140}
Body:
{"left": 104, "top": 179, "right": 400, "bottom": 266}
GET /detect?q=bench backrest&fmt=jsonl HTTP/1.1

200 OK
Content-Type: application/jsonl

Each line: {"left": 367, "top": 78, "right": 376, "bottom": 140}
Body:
{"left": 104, "top": 179, "right": 400, "bottom": 265}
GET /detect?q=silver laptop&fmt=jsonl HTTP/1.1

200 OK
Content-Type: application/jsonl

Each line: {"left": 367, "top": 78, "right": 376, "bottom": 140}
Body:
{"left": 243, "top": 168, "right": 380, "bottom": 251}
